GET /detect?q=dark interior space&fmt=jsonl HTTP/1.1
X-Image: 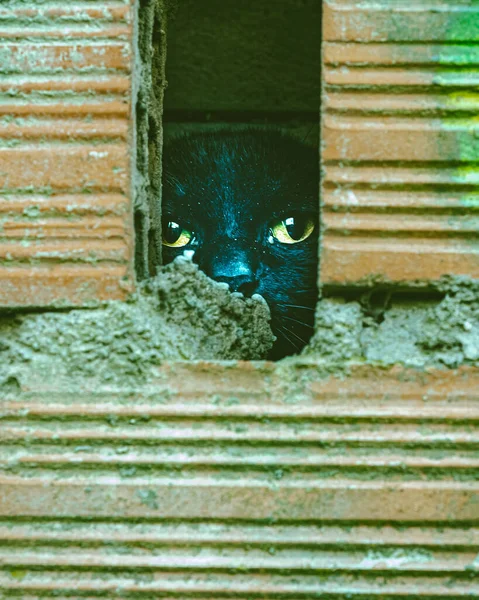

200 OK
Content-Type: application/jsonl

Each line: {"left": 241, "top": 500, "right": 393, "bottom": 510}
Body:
{"left": 163, "top": 0, "right": 321, "bottom": 140}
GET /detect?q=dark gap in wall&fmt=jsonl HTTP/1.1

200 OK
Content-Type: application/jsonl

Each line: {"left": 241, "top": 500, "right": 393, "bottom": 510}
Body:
{"left": 162, "top": 0, "right": 321, "bottom": 144}
{"left": 322, "top": 286, "right": 448, "bottom": 328}
{"left": 150, "top": 0, "right": 322, "bottom": 359}
{"left": 163, "top": 1, "right": 321, "bottom": 112}
{"left": 163, "top": 110, "right": 320, "bottom": 123}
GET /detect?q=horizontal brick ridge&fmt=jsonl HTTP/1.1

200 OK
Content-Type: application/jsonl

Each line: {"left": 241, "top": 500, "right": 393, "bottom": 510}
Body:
{"left": 1, "top": 365, "right": 478, "bottom": 597}
{"left": 0, "top": 0, "right": 134, "bottom": 307}
{"left": 321, "top": 1, "right": 479, "bottom": 286}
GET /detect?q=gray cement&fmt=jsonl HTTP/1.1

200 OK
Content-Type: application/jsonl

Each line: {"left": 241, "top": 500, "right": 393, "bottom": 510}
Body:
{"left": 2, "top": 268, "right": 478, "bottom": 392}
{"left": 0, "top": 256, "right": 275, "bottom": 389}
{"left": 304, "top": 278, "right": 479, "bottom": 369}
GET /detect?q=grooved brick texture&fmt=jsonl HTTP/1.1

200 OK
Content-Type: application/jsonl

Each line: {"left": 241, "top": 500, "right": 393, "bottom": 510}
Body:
{"left": 321, "top": 0, "right": 479, "bottom": 286}
{"left": 1, "top": 364, "right": 478, "bottom": 598}
{"left": 0, "top": 1, "right": 135, "bottom": 307}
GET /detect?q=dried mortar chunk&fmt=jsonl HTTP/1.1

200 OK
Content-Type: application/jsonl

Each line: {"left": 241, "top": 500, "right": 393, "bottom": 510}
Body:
{"left": 302, "top": 299, "right": 363, "bottom": 362}
{"left": 0, "top": 256, "right": 274, "bottom": 387}
{"left": 363, "top": 279, "right": 479, "bottom": 369}
{"left": 304, "top": 278, "right": 479, "bottom": 369}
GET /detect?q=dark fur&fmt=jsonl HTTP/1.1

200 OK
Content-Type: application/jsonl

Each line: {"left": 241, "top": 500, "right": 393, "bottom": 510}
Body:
{"left": 162, "top": 130, "right": 319, "bottom": 359}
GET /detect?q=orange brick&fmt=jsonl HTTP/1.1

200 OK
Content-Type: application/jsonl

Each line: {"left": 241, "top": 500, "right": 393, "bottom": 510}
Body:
{"left": 321, "top": 1, "right": 479, "bottom": 286}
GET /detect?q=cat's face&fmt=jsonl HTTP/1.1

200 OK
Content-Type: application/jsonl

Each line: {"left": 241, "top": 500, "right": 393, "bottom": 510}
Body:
{"left": 161, "top": 131, "right": 319, "bottom": 359}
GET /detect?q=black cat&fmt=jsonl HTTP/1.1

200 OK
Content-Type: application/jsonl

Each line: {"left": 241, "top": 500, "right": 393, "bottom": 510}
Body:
{"left": 161, "top": 130, "right": 319, "bottom": 359}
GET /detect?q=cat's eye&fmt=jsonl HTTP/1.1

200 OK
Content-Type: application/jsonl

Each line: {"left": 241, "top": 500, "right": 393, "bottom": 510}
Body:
{"left": 270, "top": 216, "right": 315, "bottom": 245}
{"left": 162, "top": 221, "right": 193, "bottom": 248}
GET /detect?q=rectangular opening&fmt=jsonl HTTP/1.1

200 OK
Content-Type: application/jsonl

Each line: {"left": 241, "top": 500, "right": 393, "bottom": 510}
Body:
{"left": 136, "top": 0, "right": 322, "bottom": 360}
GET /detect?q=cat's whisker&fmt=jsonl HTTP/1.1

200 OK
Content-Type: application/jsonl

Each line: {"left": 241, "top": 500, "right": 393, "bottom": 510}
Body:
{"left": 281, "top": 303, "right": 316, "bottom": 312}
{"left": 291, "top": 289, "right": 317, "bottom": 296}
{"left": 280, "top": 324, "right": 309, "bottom": 347}
{"left": 282, "top": 314, "right": 312, "bottom": 328}
{"left": 275, "top": 325, "right": 302, "bottom": 352}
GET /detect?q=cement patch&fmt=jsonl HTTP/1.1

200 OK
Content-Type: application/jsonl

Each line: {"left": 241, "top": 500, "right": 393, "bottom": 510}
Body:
{"left": 0, "top": 256, "right": 274, "bottom": 389}
{"left": 2, "top": 262, "right": 478, "bottom": 392}
{"left": 304, "top": 278, "right": 479, "bottom": 369}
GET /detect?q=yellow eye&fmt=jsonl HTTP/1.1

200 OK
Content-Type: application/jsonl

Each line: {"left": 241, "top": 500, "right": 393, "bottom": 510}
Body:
{"left": 270, "top": 216, "right": 315, "bottom": 244}
{"left": 162, "top": 221, "right": 192, "bottom": 248}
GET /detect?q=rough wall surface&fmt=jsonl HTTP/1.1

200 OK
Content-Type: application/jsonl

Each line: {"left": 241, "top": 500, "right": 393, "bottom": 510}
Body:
{"left": 134, "top": 0, "right": 167, "bottom": 278}
{"left": 306, "top": 278, "right": 479, "bottom": 368}
{"left": 0, "top": 0, "right": 136, "bottom": 307}
{"left": 321, "top": 0, "right": 479, "bottom": 286}
{"left": 0, "top": 256, "right": 274, "bottom": 388}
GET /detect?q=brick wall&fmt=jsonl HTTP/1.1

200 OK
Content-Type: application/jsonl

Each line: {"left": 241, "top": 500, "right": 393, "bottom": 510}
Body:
{"left": 0, "top": 1, "right": 478, "bottom": 598}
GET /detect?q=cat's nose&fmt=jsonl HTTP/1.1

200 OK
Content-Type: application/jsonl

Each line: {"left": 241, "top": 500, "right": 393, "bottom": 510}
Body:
{"left": 216, "top": 273, "right": 259, "bottom": 296}
{"left": 211, "top": 259, "right": 258, "bottom": 296}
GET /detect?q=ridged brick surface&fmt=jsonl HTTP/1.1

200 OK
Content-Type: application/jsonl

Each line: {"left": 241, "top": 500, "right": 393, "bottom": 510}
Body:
{"left": 321, "top": 0, "right": 479, "bottom": 286}
{"left": 0, "top": 0, "right": 135, "bottom": 307}
{"left": 1, "top": 364, "right": 478, "bottom": 598}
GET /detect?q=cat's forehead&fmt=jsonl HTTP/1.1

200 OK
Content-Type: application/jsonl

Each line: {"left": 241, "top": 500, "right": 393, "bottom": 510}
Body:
{"left": 163, "top": 131, "right": 318, "bottom": 219}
